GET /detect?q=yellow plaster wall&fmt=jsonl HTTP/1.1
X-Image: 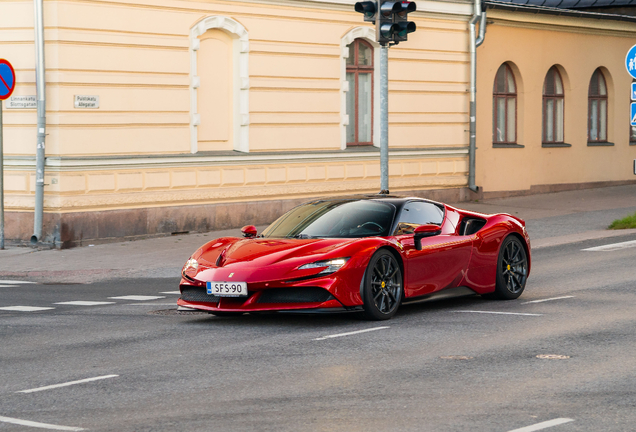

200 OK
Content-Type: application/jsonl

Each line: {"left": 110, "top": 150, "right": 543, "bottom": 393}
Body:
{"left": 476, "top": 11, "right": 636, "bottom": 192}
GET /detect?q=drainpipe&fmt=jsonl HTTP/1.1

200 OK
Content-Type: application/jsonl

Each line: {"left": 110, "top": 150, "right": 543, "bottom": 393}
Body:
{"left": 31, "top": 0, "right": 46, "bottom": 245}
{"left": 468, "top": 1, "right": 487, "bottom": 193}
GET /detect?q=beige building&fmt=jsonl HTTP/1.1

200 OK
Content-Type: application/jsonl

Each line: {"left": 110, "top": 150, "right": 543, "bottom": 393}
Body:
{"left": 1, "top": 0, "right": 635, "bottom": 246}
{"left": 477, "top": 1, "right": 636, "bottom": 194}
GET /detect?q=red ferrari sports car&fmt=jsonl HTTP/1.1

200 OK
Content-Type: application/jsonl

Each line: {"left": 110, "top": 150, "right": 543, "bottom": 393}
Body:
{"left": 178, "top": 195, "right": 531, "bottom": 320}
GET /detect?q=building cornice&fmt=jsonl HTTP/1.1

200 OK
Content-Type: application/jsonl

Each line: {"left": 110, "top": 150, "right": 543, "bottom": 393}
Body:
{"left": 5, "top": 148, "right": 469, "bottom": 172}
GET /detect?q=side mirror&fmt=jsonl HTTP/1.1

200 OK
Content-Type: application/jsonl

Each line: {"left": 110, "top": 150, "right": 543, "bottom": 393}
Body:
{"left": 241, "top": 225, "right": 257, "bottom": 238}
{"left": 414, "top": 224, "right": 441, "bottom": 250}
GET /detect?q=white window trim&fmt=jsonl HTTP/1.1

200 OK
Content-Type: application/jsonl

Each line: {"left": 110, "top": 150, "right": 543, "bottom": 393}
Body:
{"left": 189, "top": 16, "right": 250, "bottom": 153}
{"left": 340, "top": 27, "right": 380, "bottom": 150}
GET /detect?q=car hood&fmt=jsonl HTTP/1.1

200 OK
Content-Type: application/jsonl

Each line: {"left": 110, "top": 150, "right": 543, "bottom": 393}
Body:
{"left": 200, "top": 237, "right": 358, "bottom": 269}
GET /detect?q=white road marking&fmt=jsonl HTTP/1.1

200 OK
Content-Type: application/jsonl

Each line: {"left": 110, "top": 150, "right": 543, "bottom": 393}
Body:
{"left": 453, "top": 310, "right": 543, "bottom": 316}
{"left": 18, "top": 374, "right": 119, "bottom": 394}
{"left": 108, "top": 295, "right": 165, "bottom": 301}
{"left": 0, "top": 280, "right": 37, "bottom": 284}
{"left": 124, "top": 303, "right": 176, "bottom": 306}
{"left": 507, "top": 417, "right": 574, "bottom": 432}
{"left": 0, "top": 415, "right": 84, "bottom": 431}
{"left": 582, "top": 239, "right": 636, "bottom": 252}
{"left": 522, "top": 296, "right": 574, "bottom": 304}
{"left": 0, "top": 285, "right": 19, "bottom": 288}
{"left": 54, "top": 301, "right": 116, "bottom": 306}
{"left": 160, "top": 291, "right": 181, "bottom": 295}
{"left": 0, "top": 306, "right": 55, "bottom": 312}
{"left": 314, "top": 326, "right": 390, "bottom": 341}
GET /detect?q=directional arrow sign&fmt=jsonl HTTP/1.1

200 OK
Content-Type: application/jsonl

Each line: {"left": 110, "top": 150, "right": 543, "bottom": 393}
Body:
{"left": 0, "top": 59, "right": 16, "bottom": 101}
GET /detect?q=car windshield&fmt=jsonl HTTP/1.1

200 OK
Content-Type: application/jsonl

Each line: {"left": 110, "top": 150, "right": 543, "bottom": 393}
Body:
{"left": 261, "top": 199, "right": 396, "bottom": 238}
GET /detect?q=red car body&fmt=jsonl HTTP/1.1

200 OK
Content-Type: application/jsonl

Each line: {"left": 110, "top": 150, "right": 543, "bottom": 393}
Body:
{"left": 177, "top": 196, "right": 531, "bottom": 315}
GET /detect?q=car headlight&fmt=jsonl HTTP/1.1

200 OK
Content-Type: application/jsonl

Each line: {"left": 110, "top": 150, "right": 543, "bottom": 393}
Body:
{"left": 298, "top": 258, "right": 349, "bottom": 275}
{"left": 183, "top": 258, "right": 199, "bottom": 277}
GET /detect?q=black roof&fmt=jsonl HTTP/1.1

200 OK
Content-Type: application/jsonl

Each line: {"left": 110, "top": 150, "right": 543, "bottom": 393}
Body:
{"left": 485, "top": 0, "right": 636, "bottom": 22}
{"left": 490, "top": 0, "right": 636, "bottom": 7}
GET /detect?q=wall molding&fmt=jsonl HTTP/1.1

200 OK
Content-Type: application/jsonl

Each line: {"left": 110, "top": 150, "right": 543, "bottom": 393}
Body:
{"left": 189, "top": 16, "right": 250, "bottom": 153}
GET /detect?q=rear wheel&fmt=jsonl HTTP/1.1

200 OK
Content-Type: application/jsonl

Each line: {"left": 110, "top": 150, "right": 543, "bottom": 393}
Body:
{"left": 490, "top": 235, "right": 528, "bottom": 300}
{"left": 361, "top": 250, "right": 403, "bottom": 320}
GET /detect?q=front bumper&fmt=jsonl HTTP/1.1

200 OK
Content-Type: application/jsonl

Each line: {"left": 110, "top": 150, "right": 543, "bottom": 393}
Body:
{"left": 177, "top": 267, "right": 364, "bottom": 313}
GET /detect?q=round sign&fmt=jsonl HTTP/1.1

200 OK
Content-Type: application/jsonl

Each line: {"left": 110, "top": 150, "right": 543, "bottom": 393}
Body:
{"left": 0, "top": 59, "right": 16, "bottom": 101}
{"left": 626, "top": 45, "right": 636, "bottom": 79}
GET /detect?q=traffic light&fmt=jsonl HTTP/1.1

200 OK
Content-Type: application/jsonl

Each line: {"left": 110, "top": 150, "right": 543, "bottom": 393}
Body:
{"left": 354, "top": 1, "right": 377, "bottom": 23}
{"left": 355, "top": 1, "right": 416, "bottom": 45}
{"left": 377, "top": 2, "right": 400, "bottom": 45}
{"left": 394, "top": 1, "right": 416, "bottom": 42}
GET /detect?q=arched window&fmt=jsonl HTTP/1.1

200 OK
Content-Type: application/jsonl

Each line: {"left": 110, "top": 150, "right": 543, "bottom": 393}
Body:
{"left": 543, "top": 66, "right": 564, "bottom": 144}
{"left": 493, "top": 63, "right": 517, "bottom": 144}
{"left": 346, "top": 39, "right": 374, "bottom": 146}
{"left": 588, "top": 68, "right": 608, "bottom": 143}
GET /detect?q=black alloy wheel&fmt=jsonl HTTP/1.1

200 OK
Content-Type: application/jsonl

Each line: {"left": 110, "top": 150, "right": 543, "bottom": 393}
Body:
{"left": 361, "top": 250, "right": 403, "bottom": 320}
{"left": 491, "top": 235, "right": 528, "bottom": 300}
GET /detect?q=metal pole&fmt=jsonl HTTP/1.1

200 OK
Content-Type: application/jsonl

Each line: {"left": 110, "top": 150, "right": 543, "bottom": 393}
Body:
{"left": 0, "top": 103, "right": 4, "bottom": 250}
{"left": 32, "top": 0, "right": 46, "bottom": 245}
{"left": 379, "top": 45, "right": 389, "bottom": 194}
{"left": 468, "top": 2, "right": 486, "bottom": 193}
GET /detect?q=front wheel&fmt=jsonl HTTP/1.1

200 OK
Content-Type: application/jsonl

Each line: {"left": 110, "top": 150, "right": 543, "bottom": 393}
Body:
{"left": 490, "top": 235, "right": 528, "bottom": 300}
{"left": 361, "top": 250, "right": 403, "bottom": 320}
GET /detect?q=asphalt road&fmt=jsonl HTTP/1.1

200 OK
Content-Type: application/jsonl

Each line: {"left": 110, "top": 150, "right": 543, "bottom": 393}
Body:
{"left": 1, "top": 235, "right": 636, "bottom": 431}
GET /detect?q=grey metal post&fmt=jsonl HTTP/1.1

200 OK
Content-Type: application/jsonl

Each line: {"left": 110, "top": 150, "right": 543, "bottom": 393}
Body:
{"left": 468, "top": 2, "right": 486, "bottom": 193}
{"left": 32, "top": 0, "right": 46, "bottom": 245}
{"left": 0, "top": 103, "right": 4, "bottom": 249}
{"left": 379, "top": 45, "right": 389, "bottom": 194}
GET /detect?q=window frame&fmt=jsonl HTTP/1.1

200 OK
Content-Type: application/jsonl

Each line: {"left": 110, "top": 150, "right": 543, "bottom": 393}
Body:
{"left": 492, "top": 63, "right": 518, "bottom": 145}
{"left": 346, "top": 38, "right": 374, "bottom": 147}
{"left": 588, "top": 68, "right": 608, "bottom": 144}
{"left": 542, "top": 66, "right": 565, "bottom": 145}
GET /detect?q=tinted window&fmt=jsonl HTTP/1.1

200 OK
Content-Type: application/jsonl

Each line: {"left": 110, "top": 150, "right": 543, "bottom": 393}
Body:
{"left": 262, "top": 200, "right": 396, "bottom": 239}
{"left": 393, "top": 201, "right": 444, "bottom": 235}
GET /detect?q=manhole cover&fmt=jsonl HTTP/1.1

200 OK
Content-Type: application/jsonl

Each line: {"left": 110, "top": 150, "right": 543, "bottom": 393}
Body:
{"left": 536, "top": 354, "right": 570, "bottom": 360}
{"left": 148, "top": 309, "right": 208, "bottom": 316}
{"left": 440, "top": 355, "right": 473, "bottom": 360}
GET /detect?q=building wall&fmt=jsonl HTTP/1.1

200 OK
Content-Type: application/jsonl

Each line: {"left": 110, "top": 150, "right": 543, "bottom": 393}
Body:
{"left": 476, "top": 9, "right": 636, "bottom": 193}
{"left": 1, "top": 0, "right": 475, "bottom": 243}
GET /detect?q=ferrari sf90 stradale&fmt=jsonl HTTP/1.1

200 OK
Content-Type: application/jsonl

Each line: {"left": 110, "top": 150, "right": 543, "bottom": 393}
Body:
{"left": 178, "top": 195, "right": 530, "bottom": 320}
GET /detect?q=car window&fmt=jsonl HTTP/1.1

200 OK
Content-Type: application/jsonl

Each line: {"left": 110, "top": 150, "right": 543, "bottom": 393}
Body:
{"left": 393, "top": 201, "right": 445, "bottom": 235}
{"left": 262, "top": 199, "right": 396, "bottom": 238}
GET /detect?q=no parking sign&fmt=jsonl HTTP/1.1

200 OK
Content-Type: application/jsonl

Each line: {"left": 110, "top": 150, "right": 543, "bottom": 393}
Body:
{"left": 0, "top": 59, "right": 16, "bottom": 101}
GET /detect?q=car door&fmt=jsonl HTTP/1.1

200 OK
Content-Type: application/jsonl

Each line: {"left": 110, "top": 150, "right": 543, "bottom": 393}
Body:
{"left": 393, "top": 201, "right": 473, "bottom": 298}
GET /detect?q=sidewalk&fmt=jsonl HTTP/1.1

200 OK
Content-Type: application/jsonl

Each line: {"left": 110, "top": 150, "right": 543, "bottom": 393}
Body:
{"left": 1, "top": 185, "right": 635, "bottom": 284}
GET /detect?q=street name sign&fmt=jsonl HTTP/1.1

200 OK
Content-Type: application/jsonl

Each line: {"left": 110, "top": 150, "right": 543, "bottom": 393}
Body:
{"left": 74, "top": 95, "right": 99, "bottom": 109}
{"left": 6, "top": 95, "right": 36, "bottom": 109}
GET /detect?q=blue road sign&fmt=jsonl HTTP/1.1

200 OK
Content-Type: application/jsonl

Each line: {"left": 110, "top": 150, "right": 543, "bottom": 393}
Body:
{"left": 626, "top": 45, "right": 636, "bottom": 79}
{"left": 0, "top": 59, "right": 16, "bottom": 100}
{"left": 631, "top": 103, "right": 636, "bottom": 126}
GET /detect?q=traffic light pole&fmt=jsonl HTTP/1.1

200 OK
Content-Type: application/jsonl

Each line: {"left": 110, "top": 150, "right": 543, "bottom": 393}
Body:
{"left": 379, "top": 45, "right": 389, "bottom": 194}
{"left": 355, "top": 0, "right": 416, "bottom": 194}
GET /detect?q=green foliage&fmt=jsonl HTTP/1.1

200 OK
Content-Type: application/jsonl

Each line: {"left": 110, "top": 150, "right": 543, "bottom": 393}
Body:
{"left": 608, "top": 212, "right": 636, "bottom": 230}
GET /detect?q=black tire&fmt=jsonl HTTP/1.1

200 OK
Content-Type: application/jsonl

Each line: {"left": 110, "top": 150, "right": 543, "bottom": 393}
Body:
{"left": 489, "top": 235, "right": 528, "bottom": 300}
{"left": 361, "top": 250, "right": 403, "bottom": 320}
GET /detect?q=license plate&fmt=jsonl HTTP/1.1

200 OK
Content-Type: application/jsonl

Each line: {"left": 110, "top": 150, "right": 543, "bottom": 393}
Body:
{"left": 207, "top": 281, "right": 248, "bottom": 297}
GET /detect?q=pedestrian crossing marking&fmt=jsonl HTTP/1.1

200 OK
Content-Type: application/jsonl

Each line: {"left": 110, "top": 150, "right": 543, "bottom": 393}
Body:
{"left": 0, "top": 306, "right": 55, "bottom": 312}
